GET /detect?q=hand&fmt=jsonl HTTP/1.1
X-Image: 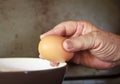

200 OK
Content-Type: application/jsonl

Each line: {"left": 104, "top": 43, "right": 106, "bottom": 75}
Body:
{"left": 40, "top": 21, "right": 120, "bottom": 69}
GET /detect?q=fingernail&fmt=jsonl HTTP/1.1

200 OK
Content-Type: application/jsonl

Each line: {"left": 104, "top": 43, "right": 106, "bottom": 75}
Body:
{"left": 63, "top": 39, "right": 73, "bottom": 50}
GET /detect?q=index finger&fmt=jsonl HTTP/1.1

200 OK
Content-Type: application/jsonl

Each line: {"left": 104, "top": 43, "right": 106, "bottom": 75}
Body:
{"left": 40, "top": 21, "right": 97, "bottom": 39}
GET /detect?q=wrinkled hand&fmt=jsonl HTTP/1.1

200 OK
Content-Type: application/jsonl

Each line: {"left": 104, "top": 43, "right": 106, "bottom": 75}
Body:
{"left": 40, "top": 21, "right": 120, "bottom": 69}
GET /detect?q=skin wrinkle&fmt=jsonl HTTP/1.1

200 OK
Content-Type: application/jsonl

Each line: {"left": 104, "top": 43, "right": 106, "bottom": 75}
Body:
{"left": 87, "top": 32, "right": 96, "bottom": 50}
{"left": 91, "top": 30, "right": 119, "bottom": 62}
{"left": 97, "top": 43, "right": 115, "bottom": 61}
{"left": 109, "top": 44, "right": 118, "bottom": 61}
{"left": 91, "top": 31, "right": 100, "bottom": 49}
{"left": 81, "top": 21, "right": 94, "bottom": 35}
{"left": 107, "top": 42, "right": 118, "bottom": 61}
{"left": 92, "top": 36, "right": 109, "bottom": 60}
{"left": 81, "top": 22, "right": 88, "bottom": 35}
{"left": 72, "top": 51, "right": 84, "bottom": 64}
{"left": 79, "top": 32, "right": 95, "bottom": 50}
{"left": 91, "top": 31, "right": 102, "bottom": 49}
{"left": 71, "top": 21, "right": 79, "bottom": 38}
{"left": 71, "top": 21, "right": 83, "bottom": 37}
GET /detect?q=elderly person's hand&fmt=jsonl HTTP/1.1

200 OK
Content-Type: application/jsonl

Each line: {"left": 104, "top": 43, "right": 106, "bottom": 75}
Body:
{"left": 40, "top": 21, "right": 120, "bottom": 69}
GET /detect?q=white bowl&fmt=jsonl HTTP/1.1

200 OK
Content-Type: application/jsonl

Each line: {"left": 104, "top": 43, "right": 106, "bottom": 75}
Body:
{"left": 0, "top": 58, "right": 67, "bottom": 84}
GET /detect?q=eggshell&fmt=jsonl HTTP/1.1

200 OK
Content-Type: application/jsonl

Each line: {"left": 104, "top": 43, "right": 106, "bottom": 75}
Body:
{"left": 38, "top": 35, "right": 74, "bottom": 62}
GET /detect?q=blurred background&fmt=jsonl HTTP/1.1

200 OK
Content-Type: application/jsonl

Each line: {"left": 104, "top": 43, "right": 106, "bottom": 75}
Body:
{"left": 0, "top": 0, "right": 120, "bottom": 84}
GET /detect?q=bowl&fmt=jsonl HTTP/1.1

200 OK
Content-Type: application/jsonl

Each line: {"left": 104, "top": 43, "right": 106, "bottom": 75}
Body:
{"left": 0, "top": 58, "right": 67, "bottom": 84}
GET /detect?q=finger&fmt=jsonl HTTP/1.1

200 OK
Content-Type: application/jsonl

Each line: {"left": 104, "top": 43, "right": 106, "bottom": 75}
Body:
{"left": 63, "top": 31, "right": 98, "bottom": 52}
{"left": 40, "top": 21, "right": 92, "bottom": 39}
{"left": 39, "top": 55, "right": 59, "bottom": 67}
{"left": 50, "top": 62, "right": 59, "bottom": 67}
{"left": 40, "top": 21, "right": 79, "bottom": 39}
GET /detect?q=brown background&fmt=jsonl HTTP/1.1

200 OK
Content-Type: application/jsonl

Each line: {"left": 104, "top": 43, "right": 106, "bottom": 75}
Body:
{"left": 0, "top": 0, "right": 120, "bottom": 58}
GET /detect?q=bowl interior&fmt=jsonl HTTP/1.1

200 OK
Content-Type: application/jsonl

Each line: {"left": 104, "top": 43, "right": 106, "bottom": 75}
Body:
{"left": 0, "top": 58, "right": 66, "bottom": 72}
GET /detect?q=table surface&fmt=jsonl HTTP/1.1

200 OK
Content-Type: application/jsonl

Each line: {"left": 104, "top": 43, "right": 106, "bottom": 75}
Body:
{"left": 64, "top": 63, "right": 120, "bottom": 80}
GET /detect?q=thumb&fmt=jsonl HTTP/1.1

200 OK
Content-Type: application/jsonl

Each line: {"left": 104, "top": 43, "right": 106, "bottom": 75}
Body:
{"left": 63, "top": 32, "right": 97, "bottom": 52}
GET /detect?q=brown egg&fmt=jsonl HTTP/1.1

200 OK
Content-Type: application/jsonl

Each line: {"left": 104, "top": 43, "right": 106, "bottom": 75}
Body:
{"left": 38, "top": 35, "right": 74, "bottom": 63}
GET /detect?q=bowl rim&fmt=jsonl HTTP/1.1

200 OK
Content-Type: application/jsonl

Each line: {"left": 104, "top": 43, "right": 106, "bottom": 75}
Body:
{"left": 0, "top": 57, "right": 67, "bottom": 73}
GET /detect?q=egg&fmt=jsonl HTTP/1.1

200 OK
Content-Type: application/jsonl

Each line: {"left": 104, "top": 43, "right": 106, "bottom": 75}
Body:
{"left": 38, "top": 35, "right": 74, "bottom": 63}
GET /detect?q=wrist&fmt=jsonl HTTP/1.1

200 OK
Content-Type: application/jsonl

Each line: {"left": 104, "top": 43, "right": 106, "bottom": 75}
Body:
{"left": 113, "top": 35, "right": 120, "bottom": 66}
